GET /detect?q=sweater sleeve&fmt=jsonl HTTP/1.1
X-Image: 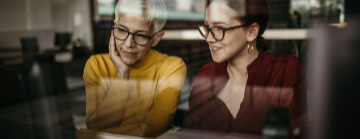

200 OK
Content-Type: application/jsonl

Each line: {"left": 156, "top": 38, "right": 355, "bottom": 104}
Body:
{"left": 83, "top": 55, "right": 131, "bottom": 129}
{"left": 94, "top": 57, "right": 187, "bottom": 137}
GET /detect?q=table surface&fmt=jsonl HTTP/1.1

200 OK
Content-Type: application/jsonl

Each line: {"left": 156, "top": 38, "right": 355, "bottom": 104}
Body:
{"left": 0, "top": 48, "right": 92, "bottom": 60}
{"left": 75, "top": 128, "right": 261, "bottom": 139}
{"left": 157, "top": 128, "right": 261, "bottom": 139}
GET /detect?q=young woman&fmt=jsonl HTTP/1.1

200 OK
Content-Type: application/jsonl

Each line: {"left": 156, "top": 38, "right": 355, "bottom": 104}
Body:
{"left": 186, "top": 0, "right": 307, "bottom": 137}
{"left": 81, "top": 0, "right": 186, "bottom": 137}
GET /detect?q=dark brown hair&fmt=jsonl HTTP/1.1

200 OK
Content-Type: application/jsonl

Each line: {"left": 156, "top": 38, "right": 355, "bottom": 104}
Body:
{"left": 212, "top": 0, "right": 269, "bottom": 51}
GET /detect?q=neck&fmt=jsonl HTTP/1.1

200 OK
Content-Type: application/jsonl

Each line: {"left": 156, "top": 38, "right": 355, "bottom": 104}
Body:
{"left": 227, "top": 48, "right": 259, "bottom": 79}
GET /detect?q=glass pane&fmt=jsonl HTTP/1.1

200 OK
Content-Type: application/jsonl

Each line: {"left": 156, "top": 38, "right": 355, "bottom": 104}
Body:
{"left": 165, "top": 0, "right": 206, "bottom": 21}
{"left": 97, "top": 0, "right": 115, "bottom": 16}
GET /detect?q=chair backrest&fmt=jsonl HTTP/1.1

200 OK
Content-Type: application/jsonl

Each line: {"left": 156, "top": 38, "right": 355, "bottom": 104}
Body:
{"left": 54, "top": 33, "right": 72, "bottom": 51}
{"left": 20, "top": 37, "right": 39, "bottom": 53}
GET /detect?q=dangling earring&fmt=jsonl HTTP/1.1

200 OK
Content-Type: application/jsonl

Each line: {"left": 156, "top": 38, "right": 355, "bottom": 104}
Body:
{"left": 248, "top": 43, "right": 254, "bottom": 54}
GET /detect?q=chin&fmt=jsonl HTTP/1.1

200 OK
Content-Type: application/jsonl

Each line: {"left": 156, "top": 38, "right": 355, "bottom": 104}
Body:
{"left": 212, "top": 57, "right": 227, "bottom": 63}
{"left": 120, "top": 56, "right": 137, "bottom": 66}
{"left": 124, "top": 60, "right": 138, "bottom": 66}
{"left": 211, "top": 51, "right": 229, "bottom": 63}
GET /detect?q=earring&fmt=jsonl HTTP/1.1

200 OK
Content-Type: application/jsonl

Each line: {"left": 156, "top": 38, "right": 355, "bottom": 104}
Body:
{"left": 248, "top": 43, "right": 254, "bottom": 54}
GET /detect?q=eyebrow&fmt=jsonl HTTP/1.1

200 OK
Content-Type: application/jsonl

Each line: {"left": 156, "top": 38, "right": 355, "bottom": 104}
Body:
{"left": 116, "top": 24, "right": 151, "bottom": 34}
{"left": 204, "top": 21, "right": 228, "bottom": 26}
{"left": 212, "top": 22, "right": 228, "bottom": 26}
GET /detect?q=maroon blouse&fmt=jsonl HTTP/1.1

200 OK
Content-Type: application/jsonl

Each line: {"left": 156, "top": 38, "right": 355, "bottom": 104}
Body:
{"left": 186, "top": 51, "right": 307, "bottom": 135}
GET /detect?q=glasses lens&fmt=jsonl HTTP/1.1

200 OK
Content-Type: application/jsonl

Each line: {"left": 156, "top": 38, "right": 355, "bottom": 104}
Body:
{"left": 199, "top": 26, "right": 208, "bottom": 38}
{"left": 114, "top": 28, "right": 129, "bottom": 40}
{"left": 134, "top": 34, "right": 151, "bottom": 45}
{"left": 210, "top": 27, "right": 224, "bottom": 40}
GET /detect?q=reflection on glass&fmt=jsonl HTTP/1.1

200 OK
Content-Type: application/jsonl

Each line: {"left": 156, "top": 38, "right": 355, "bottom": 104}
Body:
{"left": 165, "top": 0, "right": 206, "bottom": 21}
{"left": 97, "top": 0, "right": 116, "bottom": 16}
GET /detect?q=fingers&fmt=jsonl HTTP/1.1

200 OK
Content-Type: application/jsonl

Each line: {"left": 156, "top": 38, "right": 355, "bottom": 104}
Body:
{"left": 111, "top": 31, "right": 120, "bottom": 56}
{"left": 109, "top": 31, "right": 112, "bottom": 53}
{"left": 108, "top": 30, "right": 129, "bottom": 71}
{"left": 109, "top": 31, "right": 111, "bottom": 49}
{"left": 109, "top": 31, "right": 115, "bottom": 58}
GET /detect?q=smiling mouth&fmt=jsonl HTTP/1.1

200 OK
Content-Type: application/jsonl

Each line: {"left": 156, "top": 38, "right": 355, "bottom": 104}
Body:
{"left": 122, "top": 50, "right": 137, "bottom": 56}
{"left": 210, "top": 46, "right": 222, "bottom": 53}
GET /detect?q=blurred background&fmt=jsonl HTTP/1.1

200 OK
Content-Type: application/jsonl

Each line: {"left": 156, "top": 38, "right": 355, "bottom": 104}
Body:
{"left": 1, "top": 0, "right": 359, "bottom": 138}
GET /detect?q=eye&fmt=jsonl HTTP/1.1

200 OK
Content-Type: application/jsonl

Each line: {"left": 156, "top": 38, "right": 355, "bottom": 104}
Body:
{"left": 136, "top": 33, "right": 151, "bottom": 39}
{"left": 117, "top": 28, "right": 128, "bottom": 33}
{"left": 212, "top": 26, "right": 225, "bottom": 29}
{"left": 211, "top": 26, "right": 224, "bottom": 32}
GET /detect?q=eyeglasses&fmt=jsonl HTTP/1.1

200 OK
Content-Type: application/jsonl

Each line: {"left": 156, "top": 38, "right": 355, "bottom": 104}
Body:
{"left": 112, "top": 27, "right": 158, "bottom": 46}
{"left": 198, "top": 23, "right": 251, "bottom": 41}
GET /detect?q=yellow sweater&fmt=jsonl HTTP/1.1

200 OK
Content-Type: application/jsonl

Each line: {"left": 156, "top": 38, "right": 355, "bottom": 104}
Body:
{"left": 82, "top": 49, "right": 186, "bottom": 137}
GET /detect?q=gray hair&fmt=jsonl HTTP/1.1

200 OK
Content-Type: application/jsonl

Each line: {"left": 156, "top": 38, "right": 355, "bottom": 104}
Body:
{"left": 115, "top": 0, "right": 168, "bottom": 33}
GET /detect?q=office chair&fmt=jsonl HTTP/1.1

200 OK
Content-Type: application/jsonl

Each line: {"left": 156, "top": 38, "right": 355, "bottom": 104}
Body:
{"left": 18, "top": 37, "right": 48, "bottom": 98}
{"left": 20, "top": 37, "right": 39, "bottom": 53}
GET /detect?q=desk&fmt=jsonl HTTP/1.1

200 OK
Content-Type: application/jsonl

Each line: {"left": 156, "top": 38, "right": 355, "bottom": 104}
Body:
{"left": 75, "top": 128, "right": 261, "bottom": 139}
{"left": 0, "top": 47, "right": 92, "bottom": 60}
{"left": 0, "top": 48, "right": 92, "bottom": 103}
{"left": 76, "top": 131, "right": 147, "bottom": 139}
{"left": 157, "top": 128, "right": 261, "bottom": 139}
{"left": 73, "top": 110, "right": 261, "bottom": 139}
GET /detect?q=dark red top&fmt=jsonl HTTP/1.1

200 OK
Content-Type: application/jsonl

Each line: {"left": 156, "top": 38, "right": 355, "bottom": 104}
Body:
{"left": 186, "top": 51, "right": 307, "bottom": 136}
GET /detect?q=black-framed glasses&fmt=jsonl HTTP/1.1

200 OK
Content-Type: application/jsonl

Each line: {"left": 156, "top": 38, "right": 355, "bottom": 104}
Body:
{"left": 112, "top": 27, "right": 158, "bottom": 46}
{"left": 198, "top": 23, "right": 251, "bottom": 41}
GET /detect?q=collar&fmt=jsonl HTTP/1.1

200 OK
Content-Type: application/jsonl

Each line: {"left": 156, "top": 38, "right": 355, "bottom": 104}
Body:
{"left": 211, "top": 51, "right": 264, "bottom": 96}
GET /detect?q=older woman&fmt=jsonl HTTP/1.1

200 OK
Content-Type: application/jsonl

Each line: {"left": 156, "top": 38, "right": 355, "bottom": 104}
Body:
{"left": 186, "top": 0, "right": 307, "bottom": 137}
{"left": 82, "top": 0, "right": 186, "bottom": 137}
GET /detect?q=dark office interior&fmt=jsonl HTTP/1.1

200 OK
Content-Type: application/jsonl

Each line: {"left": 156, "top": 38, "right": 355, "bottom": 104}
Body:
{"left": 1, "top": 0, "right": 359, "bottom": 138}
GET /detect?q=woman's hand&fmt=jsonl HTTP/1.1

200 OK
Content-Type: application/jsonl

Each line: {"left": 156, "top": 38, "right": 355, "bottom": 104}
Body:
{"left": 109, "top": 31, "right": 130, "bottom": 80}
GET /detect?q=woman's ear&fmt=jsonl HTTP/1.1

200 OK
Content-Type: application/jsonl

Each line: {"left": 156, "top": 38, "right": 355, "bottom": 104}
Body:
{"left": 150, "top": 30, "right": 165, "bottom": 47}
{"left": 246, "top": 23, "right": 259, "bottom": 42}
{"left": 113, "top": 19, "right": 116, "bottom": 25}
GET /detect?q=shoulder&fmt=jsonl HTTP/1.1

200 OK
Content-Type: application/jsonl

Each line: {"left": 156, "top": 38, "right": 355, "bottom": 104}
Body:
{"left": 198, "top": 62, "right": 227, "bottom": 77}
{"left": 189, "top": 62, "right": 227, "bottom": 111}
{"left": 85, "top": 53, "right": 113, "bottom": 69}
{"left": 84, "top": 53, "right": 114, "bottom": 75}
{"left": 152, "top": 50, "right": 186, "bottom": 69}
{"left": 86, "top": 53, "right": 111, "bottom": 65}
{"left": 261, "top": 53, "right": 305, "bottom": 85}
{"left": 262, "top": 52, "right": 303, "bottom": 72}
{"left": 149, "top": 50, "right": 186, "bottom": 78}
{"left": 191, "top": 62, "right": 227, "bottom": 90}
{"left": 163, "top": 56, "right": 186, "bottom": 67}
